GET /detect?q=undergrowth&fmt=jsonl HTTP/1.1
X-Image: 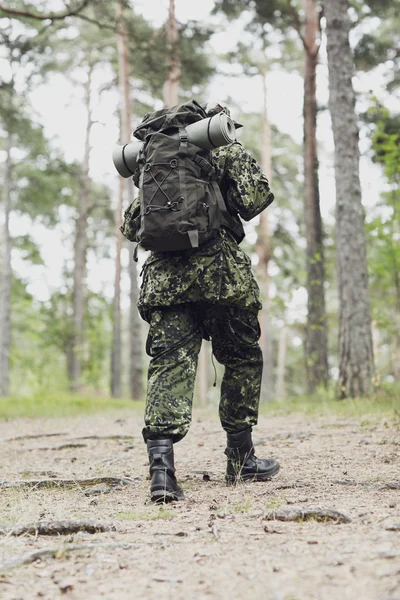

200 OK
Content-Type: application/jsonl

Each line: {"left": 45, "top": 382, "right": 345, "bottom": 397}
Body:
{"left": 259, "top": 382, "right": 400, "bottom": 419}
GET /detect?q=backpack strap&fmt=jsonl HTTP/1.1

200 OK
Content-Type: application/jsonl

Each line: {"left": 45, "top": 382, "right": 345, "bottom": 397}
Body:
{"left": 178, "top": 129, "right": 188, "bottom": 205}
{"left": 193, "top": 155, "right": 215, "bottom": 178}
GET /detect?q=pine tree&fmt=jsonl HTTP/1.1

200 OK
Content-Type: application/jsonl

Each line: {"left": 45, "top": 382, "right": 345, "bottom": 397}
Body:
{"left": 324, "top": 0, "right": 375, "bottom": 397}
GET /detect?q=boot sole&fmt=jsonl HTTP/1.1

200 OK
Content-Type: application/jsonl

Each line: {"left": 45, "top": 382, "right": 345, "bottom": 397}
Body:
{"left": 151, "top": 489, "right": 184, "bottom": 503}
{"left": 226, "top": 462, "right": 280, "bottom": 484}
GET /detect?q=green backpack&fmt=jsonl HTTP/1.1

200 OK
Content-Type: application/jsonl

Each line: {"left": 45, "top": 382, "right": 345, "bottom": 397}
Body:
{"left": 120, "top": 100, "right": 232, "bottom": 253}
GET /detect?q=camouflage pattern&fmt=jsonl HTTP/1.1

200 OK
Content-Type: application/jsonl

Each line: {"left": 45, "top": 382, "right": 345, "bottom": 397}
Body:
{"left": 136, "top": 141, "right": 274, "bottom": 441}
{"left": 138, "top": 142, "right": 274, "bottom": 316}
{"left": 142, "top": 304, "right": 262, "bottom": 442}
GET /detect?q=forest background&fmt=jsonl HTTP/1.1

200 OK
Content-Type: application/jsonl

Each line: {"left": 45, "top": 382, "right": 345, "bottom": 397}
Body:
{"left": 0, "top": 0, "right": 399, "bottom": 414}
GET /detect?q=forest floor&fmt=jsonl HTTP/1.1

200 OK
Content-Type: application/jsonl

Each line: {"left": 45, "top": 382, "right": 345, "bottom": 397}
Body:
{"left": 0, "top": 406, "right": 399, "bottom": 600}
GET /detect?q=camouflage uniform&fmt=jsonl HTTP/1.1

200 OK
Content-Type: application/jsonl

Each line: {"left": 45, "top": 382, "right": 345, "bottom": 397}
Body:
{"left": 137, "top": 141, "right": 274, "bottom": 442}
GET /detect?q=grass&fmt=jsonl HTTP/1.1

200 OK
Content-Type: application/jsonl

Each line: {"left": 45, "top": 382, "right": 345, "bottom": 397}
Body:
{"left": 265, "top": 498, "right": 282, "bottom": 510}
{"left": 0, "top": 392, "right": 145, "bottom": 419}
{"left": 259, "top": 383, "right": 400, "bottom": 419}
{"left": 1, "top": 382, "right": 399, "bottom": 421}
{"left": 115, "top": 507, "right": 173, "bottom": 521}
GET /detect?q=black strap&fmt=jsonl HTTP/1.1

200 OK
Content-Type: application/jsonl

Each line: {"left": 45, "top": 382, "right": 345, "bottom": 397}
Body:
{"left": 178, "top": 129, "right": 188, "bottom": 206}
{"left": 193, "top": 155, "right": 215, "bottom": 178}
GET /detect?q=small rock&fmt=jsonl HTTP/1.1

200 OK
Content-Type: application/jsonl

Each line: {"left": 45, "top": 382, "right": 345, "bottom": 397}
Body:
{"left": 89, "top": 499, "right": 98, "bottom": 506}
{"left": 59, "top": 579, "right": 74, "bottom": 594}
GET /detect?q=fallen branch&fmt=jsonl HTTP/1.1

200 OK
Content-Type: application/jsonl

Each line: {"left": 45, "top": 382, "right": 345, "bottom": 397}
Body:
{"left": 0, "top": 541, "right": 147, "bottom": 573}
{"left": 332, "top": 479, "right": 367, "bottom": 487}
{"left": 92, "top": 456, "right": 130, "bottom": 467}
{"left": 333, "top": 479, "right": 400, "bottom": 490}
{"left": 0, "top": 476, "right": 137, "bottom": 491}
{"left": 1, "top": 433, "right": 66, "bottom": 442}
{"left": 263, "top": 508, "right": 351, "bottom": 524}
{"left": 377, "top": 482, "right": 400, "bottom": 490}
{"left": 385, "top": 523, "right": 400, "bottom": 531}
{"left": 37, "top": 443, "right": 87, "bottom": 451}
{"left": 0, "top": 520, "right": 116, "bottom": 537}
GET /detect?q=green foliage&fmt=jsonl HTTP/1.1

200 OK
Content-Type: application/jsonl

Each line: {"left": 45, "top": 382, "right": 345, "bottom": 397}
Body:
{"left": 213, "top": 0, "right": 302, "bottom": 30}
{"left": 13, "top": 235, "right": 44, "bottom": 264}
{"left": 353, "top": 0, "right": 400, "bottom": 88}
{"left": 363, "top": 101, "right": 400, "bottom": 381}
{"left": 370, "top": 105, "right": 400, "bottom": 182}
{"left": 124, "top": 15, "right": 214, "bottom": 101}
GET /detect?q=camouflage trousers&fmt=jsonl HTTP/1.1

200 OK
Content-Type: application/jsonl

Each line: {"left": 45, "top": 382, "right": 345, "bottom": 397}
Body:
{"left": 142, "top": 303, "right": 263, "bottom": 443}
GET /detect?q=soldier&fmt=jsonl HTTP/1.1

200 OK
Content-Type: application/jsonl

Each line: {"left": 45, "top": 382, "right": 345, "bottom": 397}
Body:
{"left": 132, "top": 102, "right": 280, "bottom": 502}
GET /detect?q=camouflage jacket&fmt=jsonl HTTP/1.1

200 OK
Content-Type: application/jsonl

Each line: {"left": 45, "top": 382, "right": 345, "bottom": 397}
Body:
{"left": 136, "top": 142, "right": 274, "bottom": 318}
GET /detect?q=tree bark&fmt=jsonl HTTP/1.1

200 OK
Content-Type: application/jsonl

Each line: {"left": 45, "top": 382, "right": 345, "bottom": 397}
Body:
{"left": 0, "top": 136, "right": 12, "bottom": 397}
{"left": 111, "top": 177, "right": 124, "bottom": 398}
{"left": 302, "top": 0, "right": 329, "bottom": 392}
{"left": 163, "top": 0, "right": 181, "bottom": 107}
{"left": 324, "top": 0, "right": 374, "bottom": 397}
{"left": 69, "top": 64, "right": 93, "bottom": 392}
{"left": 116, "top": 0, "right": 142, "bottom": 400}
{"left": 257, "top": 69, "right": 274, "bottom": 402}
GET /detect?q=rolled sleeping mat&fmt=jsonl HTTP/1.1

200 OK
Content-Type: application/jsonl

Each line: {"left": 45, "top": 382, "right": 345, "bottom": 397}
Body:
{"left": 185, "top": 112, "right": 237, "bottom": 150}
{"left": 112, "top": 113, "right": 237, "bottom": 177}
{"left": 112, "top": 138, "right": 144, "bottom": 178}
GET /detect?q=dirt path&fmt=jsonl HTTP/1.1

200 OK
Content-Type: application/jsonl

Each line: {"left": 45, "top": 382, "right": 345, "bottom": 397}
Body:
{"left": 0, "top": 409, "right": 398, "bottom": 600}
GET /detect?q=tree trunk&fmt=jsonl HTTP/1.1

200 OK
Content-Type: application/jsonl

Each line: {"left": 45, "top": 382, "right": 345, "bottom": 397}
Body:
{"left": 116, "top": 0, "right": 142, "bottom": 400}
{"left": 163, "top": 0, "right": 181, "bottom": 107}
{"left": 257, "top": 69, "right": 274, "bottom": 402}
{"left": 111, "top": 177, "right": 124, "bottom": 397}
{"left": 303, "top": 0, "right": 329, "bottom": 392}
{"left": 325, "top": 0, "right": 374, "bottom": 397}
{"left": 69, "top": 64, "right": 92, "bottom": 393}
{"left": 0, "top": 136, "right": 12, "bottom": 397}
{"left": 276, "top": 326, "right": 287, "bottom": 401}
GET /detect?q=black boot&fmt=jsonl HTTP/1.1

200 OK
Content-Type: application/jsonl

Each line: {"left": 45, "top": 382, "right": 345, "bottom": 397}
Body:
{"left": 147, "top": 438, "right": 184, "bottom": 502}
{"left": 225, "top": 428, "right": 280, "bottom": 484}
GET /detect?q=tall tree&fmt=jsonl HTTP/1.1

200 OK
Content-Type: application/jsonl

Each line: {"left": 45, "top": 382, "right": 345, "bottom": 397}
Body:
{"left": 163, "top": 0, "right": 181, "bottom": 107}
{"left": 257, "top": 65, "right": 274, "bottom": 402}
{"left": 0, "top": 135, "right": 12, "bottom": 396}
{"left": 0, "top": 20, "right": 63, "bottom": 396}
{"left": 68, "top": 62, "right": 93, "bottom": 392}
{"left": 214, "top": 0, "right": 329, "bottom": 392}
{"left": 115, "top": 0, "right": 142, "bottom": 400}
{"left": 324, "top": 0, "right": 374, "bottom": 397}
{"left": 302, "top": 0, "right": 328, "bottom": 391}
